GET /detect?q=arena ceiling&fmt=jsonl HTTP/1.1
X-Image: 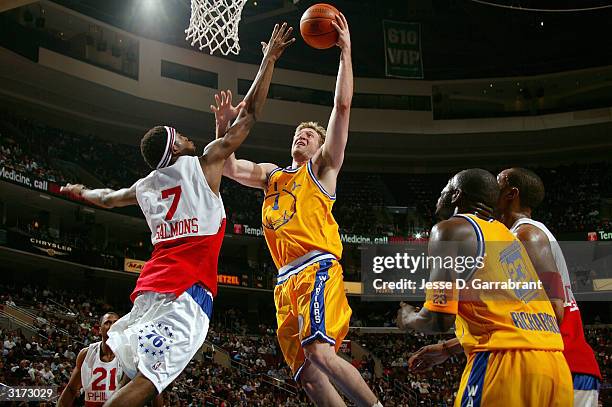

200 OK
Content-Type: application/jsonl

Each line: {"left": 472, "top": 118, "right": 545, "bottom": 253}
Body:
{"left": 47, "top": 0, "right": 612, "bottom": 79}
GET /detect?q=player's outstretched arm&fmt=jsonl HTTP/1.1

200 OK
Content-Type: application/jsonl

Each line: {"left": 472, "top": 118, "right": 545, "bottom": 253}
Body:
{"left": 224, "top": 154, "right": 278, "bottom": 190}
{"left": 201, "top": 23, "right": 294, "bottom": 193}
{"left": 317, "top": 13, "right": 353, "bottom": 173}
{"left": 397, "top": 221, "right": 463, "bottom": 334}
{"left": 56, "top": 347, "right": 87, "bottom": 407}
{"left": 211, "top": 90, "right": 277, "bottom": 190}
{"left": 408, "top": 338, "right": 463, "bottom": 372}
{"left": 60, "top": 183, "right": 138, "bottom": 209}
{"left": 515, "top": 224, "right": 565, "bottom": 324}
{"left": 203, "top": 23, "right": 294, "bottom": 164}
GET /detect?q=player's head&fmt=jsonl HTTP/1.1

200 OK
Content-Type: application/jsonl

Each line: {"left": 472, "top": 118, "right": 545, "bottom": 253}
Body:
{"left": 291, "top": 121, "right": 326, "bottom": 162}
{"left": 496, "top": 168, "right": 545, "bottom": 215}
{"left": 100, "top": 312, "right": 120, "bottom": 342}
{"left": 140, "top": 126, "right": 196, "bottom": 169}
{"left": 436, "top": 168, "right": 499, "bottom": 220}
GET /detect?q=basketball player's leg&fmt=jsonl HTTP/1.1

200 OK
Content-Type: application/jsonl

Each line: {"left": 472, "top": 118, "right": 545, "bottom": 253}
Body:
{"left": 297, "top": 261, "right": 380, "bottom": 407}
{"left": 103, "top": 373, "right": 157, "bottom": 407}
{"left": 298, "top": 359, "right": 347, "bottom": 407}
{"left": 277, "top": 267, "right": 348, "bottom": 406}
{"left": 106, "top": 286, "right": 213, "bottom": 407}
{"left": 303, "top": 341, "right": 379, "bottom": 407}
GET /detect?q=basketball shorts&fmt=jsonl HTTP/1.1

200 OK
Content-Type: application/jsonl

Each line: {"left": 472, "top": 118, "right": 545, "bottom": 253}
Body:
{"left": 274, "top": 251, "right": 352, "bottom": 381}
{"left": 106, "top": 283, "right": 212, "bottom": 393}
{"left": 455, "top": 349, "right": 572, "bottom": 407}
{"left": 573, "top": 374, "right": 600, "bottom": 407}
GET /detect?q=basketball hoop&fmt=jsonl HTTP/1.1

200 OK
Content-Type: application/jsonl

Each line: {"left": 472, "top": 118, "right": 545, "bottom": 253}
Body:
{"left": 185, "top": 0, "right": 248, "bottom": 55}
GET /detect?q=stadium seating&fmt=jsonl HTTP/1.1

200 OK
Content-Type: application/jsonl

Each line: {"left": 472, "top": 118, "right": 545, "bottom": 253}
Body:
{"left": 1, "top": 111, "right": 610, "bottom": 238}
{"left": 1, "top": 283, "right": 610, "bottom": 406}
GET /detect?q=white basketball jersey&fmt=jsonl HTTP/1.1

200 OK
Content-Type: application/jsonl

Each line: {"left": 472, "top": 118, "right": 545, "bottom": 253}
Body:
{"left": 136, "top": 156, "right": 225, "bottom": 245}
{"left": 81, "top": 341, "right": 122, "bottom": 406}
{"left": 511, "top": 217, "right": 577, "bottom": 310}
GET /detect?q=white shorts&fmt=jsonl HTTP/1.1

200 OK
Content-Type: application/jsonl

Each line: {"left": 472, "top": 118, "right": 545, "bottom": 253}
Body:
{"left": 107, "top": 284, "right": 213, "bottom": 393}
{"left": 573, "top": 374, "right": 600, "bottom": 407}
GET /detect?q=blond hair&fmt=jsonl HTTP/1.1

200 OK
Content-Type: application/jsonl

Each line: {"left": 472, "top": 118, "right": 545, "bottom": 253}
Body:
{"left": 295, "top": 121, "right": 326, "bottom": 146}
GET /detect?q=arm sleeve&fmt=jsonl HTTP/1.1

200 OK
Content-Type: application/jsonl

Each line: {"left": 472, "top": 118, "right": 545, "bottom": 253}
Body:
{"left": 423, "top": 286, "right": 459, "bottom": 315}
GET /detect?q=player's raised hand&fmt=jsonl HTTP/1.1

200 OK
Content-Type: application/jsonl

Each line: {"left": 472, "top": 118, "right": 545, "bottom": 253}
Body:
{"left": 211, "top": 90, "right": 245, "bottom": 136}
{"left": 408, "top": 343, "right": 451, "bottom": 372}
{"left": 261, "top": 22, "right": 295, "bottom": 62}
{"left": 331, "top": 12, "right": 350, "bottom": 52}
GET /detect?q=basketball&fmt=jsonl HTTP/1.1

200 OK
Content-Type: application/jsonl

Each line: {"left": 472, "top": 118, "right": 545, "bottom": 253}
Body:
{"left": 300, "top": 3, "right": 340, "bottom": 49}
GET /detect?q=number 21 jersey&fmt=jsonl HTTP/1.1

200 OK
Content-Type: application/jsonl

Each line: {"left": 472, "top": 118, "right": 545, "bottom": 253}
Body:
{"left": 81, "top": 341, "right": 122, "bottom": 407}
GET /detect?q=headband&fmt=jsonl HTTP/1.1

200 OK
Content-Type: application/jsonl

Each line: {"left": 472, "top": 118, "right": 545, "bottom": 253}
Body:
{"left": 156, "top": 126, "right": 176, "bottom": 169}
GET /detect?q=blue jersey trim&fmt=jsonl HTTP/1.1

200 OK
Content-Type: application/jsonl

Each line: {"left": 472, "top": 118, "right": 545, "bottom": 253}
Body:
{"left": 573, "top": 374, "right": 601, "bottom": 391}
{"left": 309, "top": 260, "right": 331, "bottom": 337}
{"left": 461, "top": 351, "right": 489, "bottom": 407}
{"left": 453, "top": 214, "right": 485, "bottom": 279}
{"left": 307, "top": 160, "right": 336, "bottom": 200}
{"left": 276, "top": 253, "right": 337, "bottom": 285}
{"left": 283, "top": 165, "right": 300, "bottom": 173}
{"left": 185, "top": 284, "right": 214, "bottom": 320}
{"left": 265, "top": 167, "right": 283, "bottom": 190}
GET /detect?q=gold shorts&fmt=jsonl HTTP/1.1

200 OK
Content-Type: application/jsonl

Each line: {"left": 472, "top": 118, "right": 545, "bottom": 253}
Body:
{"left": 456, "top": 349, "right": 573, "bottom": 407}
{"left": 274, "top": 255, "right": 351, "bottom": 381}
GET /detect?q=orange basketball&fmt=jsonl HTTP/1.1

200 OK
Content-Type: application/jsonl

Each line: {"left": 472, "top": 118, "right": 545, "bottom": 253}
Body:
{"left": 300, "top": 3, "right": 340, "bottom": 49}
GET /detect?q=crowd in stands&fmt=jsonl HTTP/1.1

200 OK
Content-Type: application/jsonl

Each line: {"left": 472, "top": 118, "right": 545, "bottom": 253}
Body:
{"left": 355, "top": 331, "right": 465, "bottom": 406}
{"left": 537, "top": 163, "right": 612, "bottom": 234}
{"left": 1, "top": 282, "right": 611, "bottom": 406}
{"left": 0, "top": 111, "right": 146, "bottom": 189}
{"left": 1, "top": 111, "right": 611, "bottom": 239}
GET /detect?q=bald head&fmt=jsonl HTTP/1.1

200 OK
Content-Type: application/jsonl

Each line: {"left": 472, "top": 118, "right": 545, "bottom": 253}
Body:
{"left": 454, "top": 168, "right": 500, "bottom": 208}
{"left": 436, "top": 168, "right": 499, "bottom": 219}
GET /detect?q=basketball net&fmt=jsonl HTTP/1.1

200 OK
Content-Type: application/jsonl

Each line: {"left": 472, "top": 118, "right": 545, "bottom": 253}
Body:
{"left": 185, "top": 0, "right": 248, "bottom": 55}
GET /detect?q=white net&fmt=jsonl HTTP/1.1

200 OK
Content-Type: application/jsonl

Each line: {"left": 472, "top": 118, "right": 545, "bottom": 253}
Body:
{"left": 185, "top": 0, "right": 248, "bottom": 55}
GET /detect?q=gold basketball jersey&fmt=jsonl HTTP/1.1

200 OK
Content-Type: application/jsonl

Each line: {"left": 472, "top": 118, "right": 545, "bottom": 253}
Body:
{"left": 425, "top": 214, "right": 564, "bottom": 353}
{"left": 262, "top": 161, "right": 343, "bottom": 268}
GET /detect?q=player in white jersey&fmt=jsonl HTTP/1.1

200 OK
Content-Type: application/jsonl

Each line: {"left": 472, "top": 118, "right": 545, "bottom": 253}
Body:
{"left": 57, "top": 312, "right": 125, "bottom": 407}
{"left": 60, "top": 24, "right": 295, "bottom": 407}
{"left": 497, "top": 167, "right": 601, "bottom": 407}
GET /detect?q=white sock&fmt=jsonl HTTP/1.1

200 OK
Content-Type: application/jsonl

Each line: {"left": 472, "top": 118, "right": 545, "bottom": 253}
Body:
{"left": 371, "top": 402, "right": 383, "bottom": 407}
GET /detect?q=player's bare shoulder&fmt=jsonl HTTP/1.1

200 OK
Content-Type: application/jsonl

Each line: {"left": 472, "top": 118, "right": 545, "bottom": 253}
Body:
{"left": 431, "top": 217, "right": 474, "bottom": 242}
{"left": 515, "top": 223, "right": 551, "bottom": 244}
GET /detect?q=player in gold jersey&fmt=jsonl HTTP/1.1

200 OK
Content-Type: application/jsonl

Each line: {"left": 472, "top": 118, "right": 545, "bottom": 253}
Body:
{"left": 212, "top": 14, "right": 381, "bottom": 407}
{"left": 397, "top": 168, "right": 572, "bottom": 407}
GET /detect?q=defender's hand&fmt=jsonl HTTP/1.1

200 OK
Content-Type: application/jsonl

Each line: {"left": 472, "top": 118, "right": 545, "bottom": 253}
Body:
{"left": 331, "top": 13, "right": 351, "bottom": 52}
{"left": 260, "top": 22, "right": 295, "bottom": 62}
{"left": 396, "top": 302, "right": 418, "bottom": 331}
{"left": 408, "top": 343, "right": 451, "bottom": 372}
{"left": 211, "top": 90, "right": 245, "bottom": 134}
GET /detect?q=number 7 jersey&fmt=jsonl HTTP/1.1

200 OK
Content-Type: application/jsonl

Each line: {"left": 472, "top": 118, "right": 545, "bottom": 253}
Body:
{"left": 132, "top": 156, "right": 226, "bottom": 300}
{"left": 137, "top": 156, "right": 225, "bottom": 245}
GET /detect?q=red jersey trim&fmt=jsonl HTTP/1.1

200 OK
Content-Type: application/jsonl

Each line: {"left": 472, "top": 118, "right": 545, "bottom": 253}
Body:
{"left": 131, "top": 219, "right": 226, "bottom": 302}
